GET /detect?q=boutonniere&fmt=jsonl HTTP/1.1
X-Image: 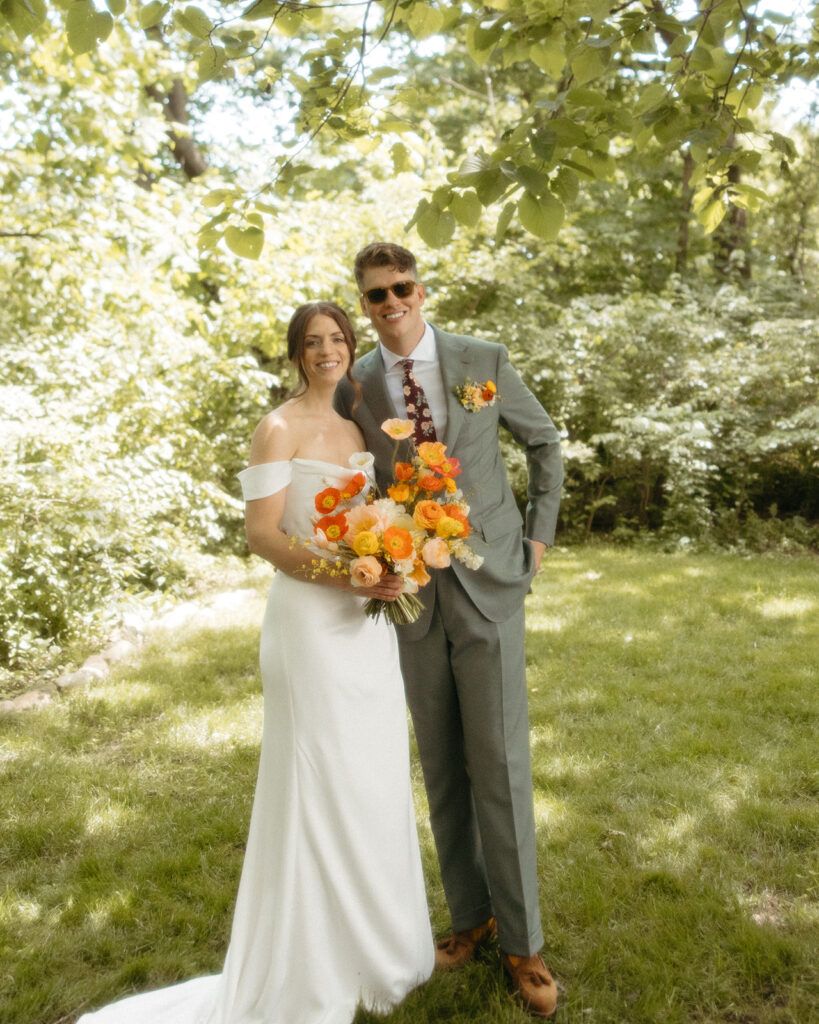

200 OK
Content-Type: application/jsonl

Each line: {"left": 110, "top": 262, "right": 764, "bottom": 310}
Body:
{"left": 454, "top": 378, "right": 498, "bottom": 412}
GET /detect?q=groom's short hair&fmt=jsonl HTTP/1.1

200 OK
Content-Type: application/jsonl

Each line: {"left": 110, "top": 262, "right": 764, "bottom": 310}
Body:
{"left": 354, "top": 242, "right": 418, "bottom": 289}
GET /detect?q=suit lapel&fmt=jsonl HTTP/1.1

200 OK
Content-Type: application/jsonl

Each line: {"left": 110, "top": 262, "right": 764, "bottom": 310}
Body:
{"left": 435, "top": 328, "right": 471, "bottom": 452}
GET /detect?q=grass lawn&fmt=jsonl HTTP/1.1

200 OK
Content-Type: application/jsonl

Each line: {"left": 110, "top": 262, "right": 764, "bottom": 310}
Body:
{"left": 1, "top": 546, "right": 817, "bottom": 1024}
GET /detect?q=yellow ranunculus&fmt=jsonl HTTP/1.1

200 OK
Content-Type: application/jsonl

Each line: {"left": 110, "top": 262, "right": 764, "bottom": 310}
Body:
{"left": 436, "top": 516, "right": 465, "bottom": 538}
{"left": 352, "top": 530, "right": 380, "bottom": 556}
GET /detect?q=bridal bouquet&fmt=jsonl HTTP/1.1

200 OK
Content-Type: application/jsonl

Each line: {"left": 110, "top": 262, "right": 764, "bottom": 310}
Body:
{"left": 307, "top": 420, "right": 483, "bottom": 625}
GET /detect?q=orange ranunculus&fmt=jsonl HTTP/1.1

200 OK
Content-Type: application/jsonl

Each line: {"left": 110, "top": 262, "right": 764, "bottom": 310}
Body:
{"left": 381, "top": 418, "right": 414, "bottom": 440}
{"left": 417, "top": 441, "right": 447, "bottom": 467}
{"left": 352, "top": 530, "right": 380, "bottom": 556}
{"left": 418, "top": 473, "right": 444, "bottom": 492}
{"left": 436, "top": 515, "right": 465, "bottom": 538}
{"left": 395, "top": 461, "right": 415, "bottom": 481}
{"left": 340, "top": 472, "right": 367, "bottom": 499}
{"left": 443, "top": 504, "right": 471, "bottom": 537}
{"left": 383, "top": 526, "right": 414, "bottom": 561}
{"left": 387, "top": 483, "right": 411, "bottom": 503}
{"left": 350, "top": 555, "right": 383, "bottom": 587}
{"left": 315, "top": 487, "right": 342, "bottom": 513}
{"left": 315, "top": 512, "right": 348, "bottom": 541}
{"left": 421, "top": 536, "right": 451, "bottom": 568}
{"left": 413, "top": 500, "right": 446, "bottom": 530}
{"left": 481, "top": 388, "right": 495, "bottom": 402}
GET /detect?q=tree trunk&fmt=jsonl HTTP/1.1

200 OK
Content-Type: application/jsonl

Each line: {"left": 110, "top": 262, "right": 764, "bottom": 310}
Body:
{"left": 146, "top": 80, "right": 208, "bottom": 180}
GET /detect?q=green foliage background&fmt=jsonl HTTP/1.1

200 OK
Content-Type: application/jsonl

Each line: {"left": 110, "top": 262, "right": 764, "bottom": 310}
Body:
{"left": 2, "top": 2, "right": 818, "bottom": 678}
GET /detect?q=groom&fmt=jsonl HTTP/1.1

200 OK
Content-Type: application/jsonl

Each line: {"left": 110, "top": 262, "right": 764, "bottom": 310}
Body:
{"left": 335, "top": 242, "right": 563, "bottom": 1018}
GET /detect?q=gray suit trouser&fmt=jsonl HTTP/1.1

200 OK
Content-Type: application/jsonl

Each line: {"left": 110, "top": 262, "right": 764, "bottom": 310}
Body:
{"left": 397, "top": 567, "right": 543, "bottom": 957}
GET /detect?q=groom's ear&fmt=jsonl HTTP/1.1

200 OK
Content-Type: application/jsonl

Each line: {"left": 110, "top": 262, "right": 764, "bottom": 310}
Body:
{"left": 417, "top": 282, "right": 426, "bottom": 305}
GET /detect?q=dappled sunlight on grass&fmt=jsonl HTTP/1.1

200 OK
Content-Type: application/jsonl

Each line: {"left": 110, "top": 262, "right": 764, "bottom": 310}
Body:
{"left": 84, "top": 798, "right": 136, "bottom": 838}
{"left": 159, "top": 697, "right": 263, "bottom": 751}
{"left": 758, "top": 595, "right": 816, "bottom": 619}
{"left": 2, "top": 548, "right": 817, "bottom": 1024}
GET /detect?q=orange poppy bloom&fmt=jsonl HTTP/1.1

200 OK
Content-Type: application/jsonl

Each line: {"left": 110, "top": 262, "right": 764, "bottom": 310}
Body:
{"left": 432, "top": 456, "right": 461, "bottom": 477}
{"left": 315, "top": 487, "right": 342, "bottom": 513}
{"left": 315, "top": 512, "right": 348, "bottom": 541}
{"left": 418, "top": 473, "right": 444, "bottom": 492}
{"left": 410, "top": 560, "right": 431, "bottom": 587}
{"left": 395, "top": 462, "right": 415, "bottom": 481}
{"left": 340, "top": 472, "right": 367, "bottom": 500}
{"left": 383, "top": 526, "right": 414, "bottom": 561}
{"left": 417, "top": 441, "right": 447, "bottom": 467}
{"left": 388, "top": 483, "right": 411, "bottom": 503}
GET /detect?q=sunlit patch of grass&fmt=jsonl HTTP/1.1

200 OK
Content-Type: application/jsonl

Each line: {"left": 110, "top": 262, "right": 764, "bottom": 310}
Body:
{"left": 1, "top": 549, "right": 817, "bottom": 1023}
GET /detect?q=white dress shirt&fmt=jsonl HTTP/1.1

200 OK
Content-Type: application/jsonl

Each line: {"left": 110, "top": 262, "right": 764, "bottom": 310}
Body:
{"left": 379, "top": 322, "right": 448, "bottom": 441}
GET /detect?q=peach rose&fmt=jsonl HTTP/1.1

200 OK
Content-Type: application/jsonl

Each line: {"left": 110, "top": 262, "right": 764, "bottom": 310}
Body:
{"left": 381, "top": 418, "right": 414, "bottom": 440}
{"left": 421, "top": 536, "right": 451, "bottom": 569}
{"left": 345, "top": 504, "right": 383, "bottom": 536}
{"left": 414, "top": 500, "right": 446, "bottom": 530}
{"left": 350, "top": 555, "right": 383, "bottom": 587}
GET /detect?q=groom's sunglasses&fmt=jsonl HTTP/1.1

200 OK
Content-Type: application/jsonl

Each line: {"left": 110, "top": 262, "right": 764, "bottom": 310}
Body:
{"left": 362, "top": 280, "right": 417, "bottom": 304}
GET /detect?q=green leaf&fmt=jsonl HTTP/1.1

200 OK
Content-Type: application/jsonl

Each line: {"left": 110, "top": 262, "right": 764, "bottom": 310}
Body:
{"left": 1, "top": 0, "right": 47, "bottom": 39}
{"left": 201, "top": 188, "right": 236, "bottom": 208}
{"left": 517, "top": 191, "right": 564, "bottom": 241}
{"left": 224, "top": 225, "right": 265, "bottom": 260}
{"left": 66, "top": 1, "right": 113, "bottom": 53}
{"left": 406, "top": 2, "right": 444, "bottom": 40}
{"left": 551, "top": 166, "right": 579, "bottom": 204}
{"left": 105, "top": 0, "right": 125, "bottom": 13}
{"left": 698, "top": 199, "right": 726, "bottom": 234}
{"left": 274, "top": 9, "right": 302, "bottom": 36}
{"left": 474, "top": 168, "right": 507, "bottom": 206}
{"left": 138, "top": 0, "right": 168, "bottom": 29}
{"left": 570, "top": 46, "right": 609, "bottom": 86}
{"left": 174, "top": 4, "right": 212, "bottom": 37}
{"left": 197, "top": 44, "right": 226, "bottom": 82}
{"left": 517, "top": 165, "right": 549, "bottom": 197}
{"left": 529, "top": 39, "right": 564, "bottom": 78}
{"left": 391, "top": 142, "right": 410, "bottom": 174}
{"left": 242, "top": 0, "right": 278, "bottom": 20}
{"left": 494, "top": 201, "right": 515, "bottom": 246}
{"left": 415, "top": 203, "right": 456, "bottom": 248}
{"left": 450, "top": 190, "right": 482, "bottom": 228}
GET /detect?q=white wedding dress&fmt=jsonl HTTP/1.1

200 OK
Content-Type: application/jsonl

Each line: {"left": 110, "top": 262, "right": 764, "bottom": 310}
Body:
{"left": 79, "top": 453, "right": 434, "bottom": 1024}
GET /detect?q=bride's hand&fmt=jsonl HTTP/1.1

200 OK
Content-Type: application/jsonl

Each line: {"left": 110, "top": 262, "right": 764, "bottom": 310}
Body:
{"left": 356, "top": 573, "right": 403, "bottom": 602}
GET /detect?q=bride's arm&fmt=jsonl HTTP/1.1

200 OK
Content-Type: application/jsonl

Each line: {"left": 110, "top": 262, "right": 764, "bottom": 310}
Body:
{"left": 244, "top": 416, "right": 401, "bottom": 601}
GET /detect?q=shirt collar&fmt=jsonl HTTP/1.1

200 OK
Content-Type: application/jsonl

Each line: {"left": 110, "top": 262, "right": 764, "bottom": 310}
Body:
{"left": 379, "top": 321, "right": 436, "bottom": 372}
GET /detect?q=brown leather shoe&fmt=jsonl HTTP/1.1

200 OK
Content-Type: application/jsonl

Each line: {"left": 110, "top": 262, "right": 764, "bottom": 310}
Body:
{"left": 434, "top": 916, "right": 497, "bottom": 970}
{"left": 501, "top": 952, "right": 558, "bottom": 1018}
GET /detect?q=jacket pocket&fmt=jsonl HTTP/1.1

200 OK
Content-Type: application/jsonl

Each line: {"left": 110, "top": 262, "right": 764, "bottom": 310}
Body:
{"left": 477, "top": 506, "right": 524, "bottom": 542}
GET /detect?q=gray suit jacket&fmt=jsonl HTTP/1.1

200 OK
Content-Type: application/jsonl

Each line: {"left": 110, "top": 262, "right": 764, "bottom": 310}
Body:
{"left": 335, "top": 325, "right": 563, "bottom": 637}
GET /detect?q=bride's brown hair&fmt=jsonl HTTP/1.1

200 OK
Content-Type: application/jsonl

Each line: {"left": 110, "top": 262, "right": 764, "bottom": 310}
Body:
{"left": 286, "top": 301, "right": 362, "bottom": 407}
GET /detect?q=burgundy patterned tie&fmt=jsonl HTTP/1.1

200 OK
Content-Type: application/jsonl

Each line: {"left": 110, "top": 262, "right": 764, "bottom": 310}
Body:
{"left": 401, "top": 359, "right": 438, "bottom": 447}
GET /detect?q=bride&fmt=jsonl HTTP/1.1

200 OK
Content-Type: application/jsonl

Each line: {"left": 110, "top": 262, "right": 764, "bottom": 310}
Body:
{"left": 79, "top": 301, "right": 434, "bottom": 1023}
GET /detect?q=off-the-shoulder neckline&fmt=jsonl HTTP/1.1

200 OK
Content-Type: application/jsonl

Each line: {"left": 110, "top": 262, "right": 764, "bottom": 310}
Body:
{"left": 245, "top": 453, "right": 372, "bottom": 473}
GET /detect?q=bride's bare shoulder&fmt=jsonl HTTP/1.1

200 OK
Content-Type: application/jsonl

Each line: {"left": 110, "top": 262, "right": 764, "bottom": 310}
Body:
{"left": 249, "top": 405, "right": 301, "bottom": 466}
